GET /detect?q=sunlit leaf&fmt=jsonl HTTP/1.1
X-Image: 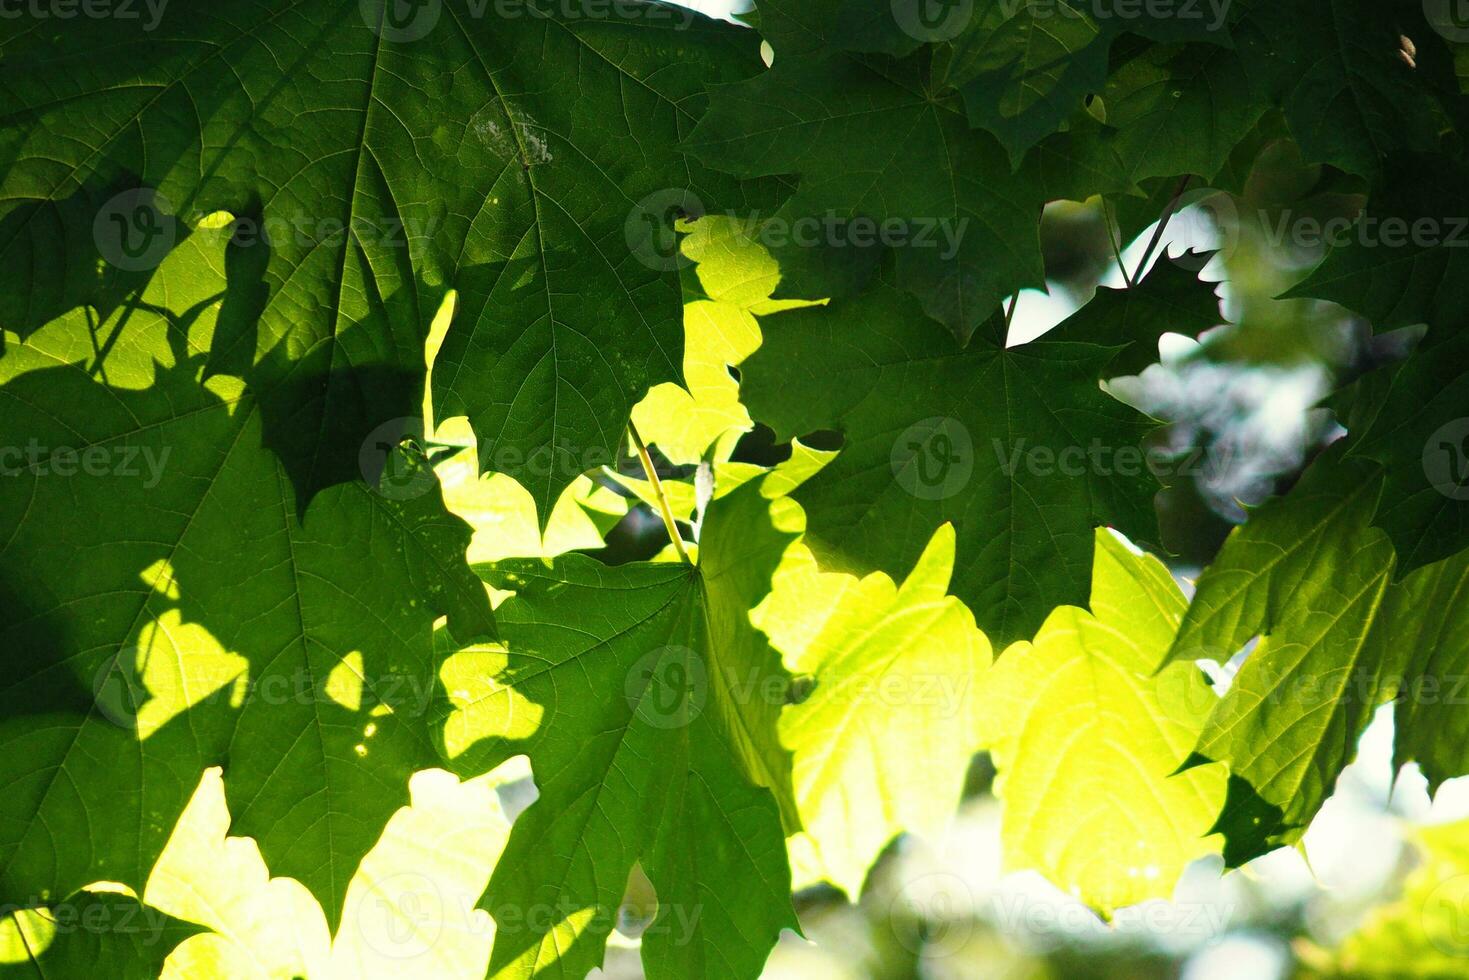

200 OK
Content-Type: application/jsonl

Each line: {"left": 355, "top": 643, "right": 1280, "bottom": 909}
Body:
{"left": 436, "top": 483, "right": 802, "bottom": 980}
{"left": 760, "top": 524, "right": 991, "bottom": 897}
{"left": 981, "top": 530, "right": 1225, "bottom": 913}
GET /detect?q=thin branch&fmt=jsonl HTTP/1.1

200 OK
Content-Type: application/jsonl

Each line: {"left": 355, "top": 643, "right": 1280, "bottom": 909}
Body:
{"left": 1131, "top": 174, "right": 1194, "bottom": 284}
{"left": 629, "top": 422, "right": 692, "bottom": 565}
{"left": 1103, "top": 199, "right": 1132, "bottom": 287}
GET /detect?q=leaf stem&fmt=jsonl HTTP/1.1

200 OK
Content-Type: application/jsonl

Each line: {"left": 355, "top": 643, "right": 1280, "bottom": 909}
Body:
{"left": 1131, "top": 174, "right": 1193, "bottom": 283}
{"left": 629, "top": 422, "right": 692, "bottom": 565}
{"left": 1103, "top": 200, "right": 1132, "bottom": 288}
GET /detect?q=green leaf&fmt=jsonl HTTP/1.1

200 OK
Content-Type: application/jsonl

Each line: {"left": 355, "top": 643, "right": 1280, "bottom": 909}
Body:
{"left": 1386, "top": 550, "right": 1469, "bottom": 792}
{"left": 1041, "top": 254, "right": 1222, "bottom": 374}
{"left": 0, "top": 890, "right": 203, "bottom": 980}
{"left": 443, "top": 465, "right": 629, "bottom": 564}
{"left": 423, "top": 295, "right": 628, "bottom": 563}
{"left": 750, "top": 0, "right": 920, "bottom": 59}
{"left": 0, "top": 224, "right": 494, "bottom": 929}
{"left": 740, "top": 258, "right": 1218, "bottom": 645}
{"left": 1035, "top": 42, "right": 1266, "bottom": 199}
{"left": 685, "top": 50, "right": 1047, "bottom": 341}
{"left": 937, "top": 0, "right": 1236, "bottom": 164}
{"left": 1165, "top": 438, "right": 1469, "bottom": 865}
{"left": 1096, "top": 110, "right": 1292, "bottom": 245}
{"left": 981, "top": 530, "right": 1225, "bottom": 914}
{"left": 1289, "top": 153, "right": 1469, "bottom": 332}
{"left": 1346, "top": 324, "right": 1469, "bottom": 574}
{"left": 1164, "top": 452, "right": 1398, "bottom": 865}
{"left": 755, "top": 524, "right": 991, "bottom": 897}
{"left": 939, "top": 0, "right": 1113, "bottom": 163}
{"left": 1231, "top": 0, "right": 1454, "bottom": 179}
{"left": 753, "top": 0, "right": 1235, "bottom": 168}
{"left": 436, "top": 482, "right": 802, "bottom": 980}
{"left": 0, "top": 0, "right": 770, "bottom": 518}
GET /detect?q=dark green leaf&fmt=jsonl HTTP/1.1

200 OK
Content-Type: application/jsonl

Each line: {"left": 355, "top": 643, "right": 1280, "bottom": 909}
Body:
{"left": 0, "top": 0, "right": 770, "bottom": 518}
{"left": 686, "top": 51, "right": 1047, "bottom": 341}
{"left": 740, "top": 257, "right": 1218, "bottom": 645}
{"left": 0, "top": 230, "right": 493, "bottom": 929}
{"left": 0, "top": 891, "right": 203, "bottom": 980}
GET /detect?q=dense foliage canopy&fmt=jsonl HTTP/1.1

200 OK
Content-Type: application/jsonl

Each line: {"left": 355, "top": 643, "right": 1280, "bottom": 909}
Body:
{"left": 3, "top": 0, "right": 1469, "bottom": 977}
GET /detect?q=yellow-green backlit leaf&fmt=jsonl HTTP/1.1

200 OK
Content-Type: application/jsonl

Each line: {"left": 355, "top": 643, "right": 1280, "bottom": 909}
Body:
{"left": 980, "top": 531, "right": 1225, "bottom": 913}
{"left": 762, "top": 525, "right": 991, "bottom": 897}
